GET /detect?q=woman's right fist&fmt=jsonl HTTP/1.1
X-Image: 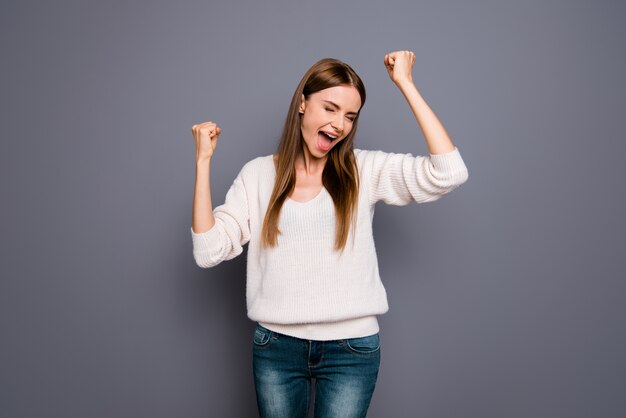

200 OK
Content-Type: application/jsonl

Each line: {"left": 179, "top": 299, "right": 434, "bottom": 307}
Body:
{"left": 191, "top": 121, "right": 222, "bottom": 161}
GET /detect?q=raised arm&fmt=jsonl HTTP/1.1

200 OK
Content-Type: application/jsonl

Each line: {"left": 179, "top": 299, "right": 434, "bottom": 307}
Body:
{"left": 384, "top": 50, "right": 456, "bottom": 155}
{"left": 190, "top": 121, "right": 251, "bottom": 269}
{"left": 354, "top": 51, "right": 468, "bottom": 207}
{"left": 191, "top": 121, "right": 221, "bottom": 233}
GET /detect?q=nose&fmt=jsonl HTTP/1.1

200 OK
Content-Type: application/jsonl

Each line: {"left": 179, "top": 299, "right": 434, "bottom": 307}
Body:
{"left": 330, "top": 114, "right": 344, "bottom": 135}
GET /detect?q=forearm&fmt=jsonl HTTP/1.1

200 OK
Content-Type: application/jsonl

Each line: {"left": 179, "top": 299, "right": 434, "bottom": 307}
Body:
{"left": 192, "top": 158, "right": 216, "bottom": 234}
{"left": 396, "top": 80, "right": 456, "bottom": 155}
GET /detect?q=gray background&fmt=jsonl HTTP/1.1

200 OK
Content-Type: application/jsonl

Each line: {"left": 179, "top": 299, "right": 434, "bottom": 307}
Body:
{"left": 1, "top": 0, "right": 625, "bottom": 417}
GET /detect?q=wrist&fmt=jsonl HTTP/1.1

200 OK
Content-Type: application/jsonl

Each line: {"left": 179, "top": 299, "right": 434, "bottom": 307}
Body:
{"left": 395, "top": 78, "right": 415, "bottom": 91}
{"left": 196, "top": 156, "right": 212, "bottom": 165}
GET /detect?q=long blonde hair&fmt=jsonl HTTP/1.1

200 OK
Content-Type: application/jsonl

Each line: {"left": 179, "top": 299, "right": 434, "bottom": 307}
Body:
{"left": 260, "top": 58, "right": 366, "bottom": 254}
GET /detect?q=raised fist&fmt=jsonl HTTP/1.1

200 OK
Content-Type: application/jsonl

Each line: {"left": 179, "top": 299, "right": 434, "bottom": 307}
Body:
{"left": 191, "top": 121, "right": 222, "bottom": 161}
{"left": 384, "top": 50, "right": 416, "bottom": 85}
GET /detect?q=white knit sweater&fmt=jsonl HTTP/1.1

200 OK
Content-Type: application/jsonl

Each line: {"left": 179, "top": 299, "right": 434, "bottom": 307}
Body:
{"left": 191, "top": 146, "right": 469, "bottom": 340}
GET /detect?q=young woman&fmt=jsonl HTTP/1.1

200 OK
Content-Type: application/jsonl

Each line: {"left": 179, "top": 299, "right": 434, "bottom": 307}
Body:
{"left": 190, "top": 50, "right": 469, "bottom": 418}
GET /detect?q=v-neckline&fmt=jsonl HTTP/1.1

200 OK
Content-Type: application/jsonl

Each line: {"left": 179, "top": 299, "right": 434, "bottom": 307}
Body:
{"left": 286, "top": 187, "right": 326, "bottom": 204}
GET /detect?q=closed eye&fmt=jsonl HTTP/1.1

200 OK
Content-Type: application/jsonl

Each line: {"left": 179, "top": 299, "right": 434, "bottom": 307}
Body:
{"left": 326, "top": 107, "right": 355, "bottom": 122}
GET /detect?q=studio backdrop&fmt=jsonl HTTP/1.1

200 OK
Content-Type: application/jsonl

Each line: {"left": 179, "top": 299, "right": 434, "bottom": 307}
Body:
{"left": 1, "top": 1, "right": 625, "bottom": 417}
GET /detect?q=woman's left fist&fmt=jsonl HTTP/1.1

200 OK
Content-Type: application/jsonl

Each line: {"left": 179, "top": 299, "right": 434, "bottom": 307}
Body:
{"left": 384, "top": 50, "right": 416, "bottom": 85}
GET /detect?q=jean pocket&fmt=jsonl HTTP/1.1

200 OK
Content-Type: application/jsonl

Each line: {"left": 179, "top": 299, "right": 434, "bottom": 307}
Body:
{"left": 253, "top": 324, "right": 272, "bottom": 347}
{"left": 345, "top": 333, "right": 380, "bottom": 355}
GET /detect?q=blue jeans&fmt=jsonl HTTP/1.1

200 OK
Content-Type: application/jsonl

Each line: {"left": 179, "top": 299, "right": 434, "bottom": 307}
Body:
{"left": 252, "top": 323, "right": 381, "bottom": 418}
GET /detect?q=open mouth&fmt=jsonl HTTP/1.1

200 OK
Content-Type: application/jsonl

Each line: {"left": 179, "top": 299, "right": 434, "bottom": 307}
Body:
{"left": 317, "top": 131, "right": 338, "bottom": 151}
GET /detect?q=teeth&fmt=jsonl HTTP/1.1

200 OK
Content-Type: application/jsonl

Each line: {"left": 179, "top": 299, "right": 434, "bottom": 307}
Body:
{"left": 321, "top": 131, "right": 337, "bottom": 139}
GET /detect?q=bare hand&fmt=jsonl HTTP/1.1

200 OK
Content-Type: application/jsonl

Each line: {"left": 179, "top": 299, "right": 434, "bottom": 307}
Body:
{"left": 384, "top": 50, "right": 416, "bottom": 86}
{"left": 191, "top": 121, "right": 221, "bottom": 161}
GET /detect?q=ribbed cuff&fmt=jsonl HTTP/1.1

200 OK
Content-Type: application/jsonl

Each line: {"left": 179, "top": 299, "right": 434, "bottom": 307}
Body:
{"left": 428, "top": 146, "right": 467, "bottom": 174}
{"left": 190, "top": 224, "right": 220, "bottom": 253}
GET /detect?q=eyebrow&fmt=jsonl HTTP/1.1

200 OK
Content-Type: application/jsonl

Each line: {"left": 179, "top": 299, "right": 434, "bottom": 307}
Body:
{"left": 321, "top": 100, "right": 359, "bottom": 116}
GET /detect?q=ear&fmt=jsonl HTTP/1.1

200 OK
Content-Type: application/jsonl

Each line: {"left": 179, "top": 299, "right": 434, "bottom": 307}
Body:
{"left": 299, "top": 94, "right": 306, "bottom": 114}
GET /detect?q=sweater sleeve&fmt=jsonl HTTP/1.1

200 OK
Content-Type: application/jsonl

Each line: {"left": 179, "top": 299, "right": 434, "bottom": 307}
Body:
{"left": 190, "top": 163, "right": 252, "bottom": 268}
{"left": 356, "top": 146, "right": 469, "bottom": 206}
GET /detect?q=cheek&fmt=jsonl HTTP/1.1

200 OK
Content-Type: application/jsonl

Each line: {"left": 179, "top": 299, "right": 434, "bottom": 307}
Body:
{"left": 344, "top": 123, "right": 354, "bottom": 136}
{"left": 300, "top": 122, "right": 314, "bottom": 142}
{"left": 301, "top": 115, "right": 318, "bottom": 135}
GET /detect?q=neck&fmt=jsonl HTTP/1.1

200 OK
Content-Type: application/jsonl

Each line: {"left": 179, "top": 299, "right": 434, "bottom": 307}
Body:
{"left": 297, "top": 147, "right": 326, "bottom": 176}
